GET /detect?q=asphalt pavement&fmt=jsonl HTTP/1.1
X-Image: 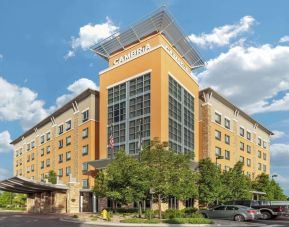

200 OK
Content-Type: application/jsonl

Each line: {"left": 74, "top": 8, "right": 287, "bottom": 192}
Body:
{"left": 1, "top": 211, "right": 289, "bottom": 227}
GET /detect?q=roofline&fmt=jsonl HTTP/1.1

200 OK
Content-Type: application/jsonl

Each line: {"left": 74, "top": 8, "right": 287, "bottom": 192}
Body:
{"left": 200, "top": 87, "right": 273, "bottom": 136}
{"left": 11, "top": 88, "right": 99, "bottom": 145}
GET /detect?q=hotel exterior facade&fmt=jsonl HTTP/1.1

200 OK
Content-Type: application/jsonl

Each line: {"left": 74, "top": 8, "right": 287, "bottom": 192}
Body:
{"left": 4, "top": 9, "right": 272, "bottom": 213}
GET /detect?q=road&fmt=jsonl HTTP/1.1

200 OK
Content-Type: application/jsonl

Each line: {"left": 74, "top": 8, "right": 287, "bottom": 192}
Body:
{"left": 1, "top": 211, "right": 289, "bottom": 227}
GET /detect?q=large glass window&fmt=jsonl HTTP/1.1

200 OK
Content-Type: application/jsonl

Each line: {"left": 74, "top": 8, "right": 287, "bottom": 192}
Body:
{"left": 169, "top": 76, "right": 194, "bottom": 153}
{"left": 107, "top": 73, "right": 151, "bottom": 157}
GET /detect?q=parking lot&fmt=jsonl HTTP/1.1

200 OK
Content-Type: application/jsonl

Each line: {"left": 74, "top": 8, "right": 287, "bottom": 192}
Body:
{"left": 0, "top": 211, "right": 289, "bottom": 227}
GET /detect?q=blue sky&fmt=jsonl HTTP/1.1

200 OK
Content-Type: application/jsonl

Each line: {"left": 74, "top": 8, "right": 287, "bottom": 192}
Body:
{"left": 1, "top": 0, "right": 289, "bottom": 194}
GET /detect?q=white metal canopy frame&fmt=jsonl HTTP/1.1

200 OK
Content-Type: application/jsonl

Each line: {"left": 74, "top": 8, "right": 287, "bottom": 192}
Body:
{"left": 90, "top": 7, "right": 205, "bottom": 70}
{"left": 0, "top": 176, "right": 68, "bottom": 194}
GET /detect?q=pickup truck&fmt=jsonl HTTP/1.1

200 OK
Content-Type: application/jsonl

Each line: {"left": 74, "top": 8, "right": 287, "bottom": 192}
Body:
{"left": 224, "top": 200, "right": 289, "bottom": 220}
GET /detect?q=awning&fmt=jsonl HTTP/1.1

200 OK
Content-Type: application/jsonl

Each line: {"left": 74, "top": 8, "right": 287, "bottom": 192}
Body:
{"left": 0, "top": 176, "right": 68, "bottom": 194}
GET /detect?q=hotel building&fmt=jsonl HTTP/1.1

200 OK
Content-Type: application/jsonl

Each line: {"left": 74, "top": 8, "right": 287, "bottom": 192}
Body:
{"left": 1, "top": 8, "right": 272, "bottom": 213}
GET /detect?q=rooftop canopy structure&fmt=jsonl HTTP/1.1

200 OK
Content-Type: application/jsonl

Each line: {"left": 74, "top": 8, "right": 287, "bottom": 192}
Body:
{"left": 91, "top": 7, "right": 205, "bottom": 70}
{"left": 0, "top": 176, "right": 68, "bottom": 194}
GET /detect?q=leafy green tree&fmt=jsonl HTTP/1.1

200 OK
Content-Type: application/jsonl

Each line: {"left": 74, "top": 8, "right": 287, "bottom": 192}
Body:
{"left": 198, "top": 158, "right": 223, "bottom": 207}
{"left": 222, "top": 162, "right": 251, "bottom": 201}
{"left": 12, "top": 194, "right": 27, "bottom": 207}
{"left": 46, "top": 170, "right": 57, "bottom": 184}
{"left": 141, "top": 138, "right": 198, "bottom": 219}
{"left": 271, "top": 180, "right": 288, "bottom": 201}
{"left": 0, "top": 192, "right": 13, "bottom": 207}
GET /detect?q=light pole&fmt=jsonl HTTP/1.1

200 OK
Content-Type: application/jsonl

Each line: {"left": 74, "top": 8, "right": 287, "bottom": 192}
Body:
{"left": 215, "top": 155, "right": 224, "bottom": 165}
{"left": 272, "top": 174, "right": 278, "bottom": 180}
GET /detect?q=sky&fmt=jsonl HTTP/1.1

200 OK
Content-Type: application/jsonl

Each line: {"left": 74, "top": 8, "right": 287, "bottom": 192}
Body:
{"left": 0, "top": 0, "right": 289, "bottom": 194}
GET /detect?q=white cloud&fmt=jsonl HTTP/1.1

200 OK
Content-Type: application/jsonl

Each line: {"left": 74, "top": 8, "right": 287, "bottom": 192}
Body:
{"left": 270, "top": 143, "right": 289, "bottom": 166}
{"left": 279, "top": 36, "right": 289, "bottom": 43}
{"left": 55, "top": 78, "right": 98, "bottom": 108}
{"left": 271, "top": 130, "right": 286, "bottom": 140}
{"left": 0, "top": 168, "right": 10, "bottom": 180}
{"left": 188, "top": 16, "right": 255, "bottom": 49}
{"left": 0, "top": 54, "right": 3, "bottom": 60}
{"left": 0, "top": 131, "right": 13, "bottom": 153}
{"left": 198, "top": 44, "right": 289, "bottom": 114}
{"left": 0, "top": 77, "right": 48, "bottom": 130}
{"left": 65, "top": 17, "right": 119, "bottom": 58}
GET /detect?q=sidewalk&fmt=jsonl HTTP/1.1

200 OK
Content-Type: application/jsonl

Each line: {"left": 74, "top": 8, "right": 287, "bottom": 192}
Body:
{"left": 61, "top": 217, "right": 266, "bottom": 227}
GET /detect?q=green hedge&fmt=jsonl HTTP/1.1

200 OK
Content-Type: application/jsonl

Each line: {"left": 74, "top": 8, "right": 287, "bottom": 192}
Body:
{"left": 120, "top": 218, "right": 161, "bottom": 224}
{"left": 164, "top": 218, "right": 214, "bottom": 224}
{"left": 113, "top": 208, "right": 138, "bottom": 213}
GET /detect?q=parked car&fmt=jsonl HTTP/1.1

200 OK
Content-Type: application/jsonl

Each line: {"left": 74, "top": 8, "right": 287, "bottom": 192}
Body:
{"left": 224, "top": 200, "right": 289, "bottom": 220}
{"left": 200, "top": 205, "right": 261, "bottom": 221}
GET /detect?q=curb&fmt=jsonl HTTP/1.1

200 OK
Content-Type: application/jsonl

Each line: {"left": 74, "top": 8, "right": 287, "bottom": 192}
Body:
{"left": 60, "top": 218, "right": 265, "bottom": 227}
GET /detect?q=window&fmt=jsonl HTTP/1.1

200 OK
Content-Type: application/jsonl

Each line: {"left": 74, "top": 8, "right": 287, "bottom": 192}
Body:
{"left": 240, "top": 142, "right": 244, "bottom": 151}
{"left": 215, "top": 112, "right": 221, "bottom": 124}
{"left": 263, "top": 153, "right": 267, "bottom": 160}
{"left": 27, "top": 155, "right": 30, "bottom": 162}
{"left": 66, "top": 136, "right": 71, "bottom": 146}
{"left": 247, "top": 158, "right": 251, "bottom": 167}
{"left": 214, "top": 206, "right": 226, "bottom": 210}
{"left": 58, "top": 125, "right": 64, "bottom": 135}
{"left": 240, "top": 127, "right": 244, "bottom": 137}
{"left": 41, "top": 161, "right": 44, "bottom": 169}
{"left": 225, "top": 150, "right": 230, "bottom": 160}
{"left": 247, "top": 131, "right": 251, "bottom": 140}
{"left": 82, "top": 162, "right": 88, "bottom": 173}
{"left": 258, "top": 150, "right": 261, "bottom": 158}
{"left": 82, "top": 110, "right": 89, "bottom": 122}
{"left": 46, "top": 159, "right": 50, "bottom": 167}
{"left": 58, "top": 139, "right": 63, "bottom": 148}
{"left": 82, "top": 128, "right": 89, "bottom": 139}
{"left": 66, "top": 151, "right": 71, "bottom": 161}
{"left": 46, "top": 132, "right": 51, "bottom": 141}
{"left": 27, "top": 143, "right": 30, "bottom": 151}
{"left": 258, "top": 138, "right": 262, "bottom": 146}
{"left": 263, "top": 164, "right": 266, "bottom": 172}
{"left": 215, "top": 147, "right": 221, "bottom": 156}
{"left": 31, "top": 141, "right": 35, "bottom": 149}
{"left": 263, "top": 141, "right": 267, "bottom": 149}
{"left": 41, "top": 174, "right": 44, "bottom": 181}
{"left": 240, "top": 156, "right": 244, "bottom": 163}
{"left": 41, "top": 135, "right": 45, "bottom": 144}
{"left": 66, "top": 166, "right": 71, "bottom": 176}
{"left": 258, "top": 163, "right": 262, "bottom": 170}
{"left": 31, "top": 165, "right": 34, "bottom": 172}
{"left": 225, "top": 135, "right": 230, "bottom": 144}
{"left": 82, "top": 145, "right": 88, "bottom": 156}
{"left": 66, "top": 120, "right": 72, "bottom": 131}
{"left": 40, "top": 148, "right": 44, "bottom": 156}
{"left": 225, "top": 166, "right": 230, "bottom": 172}
{"left": 82, "top": 179, "right": 89, "bottom": 189}
{"left": 46, "top": 146, "right": 51, "bottom": 154}
{"left": 31, "top": 153, "right": 34, "bottom": 160}
{"left": 225, "top": 118, "right": 231, "bottom": 129}
{"left": 58, "top": 169, "right": 63, "bottom": 177}
{"left": 247, "top": 172, "right": 251, "bottom": 178}
{"left": 215, "top": 130, "right": 221, "bottom": 140}
{"left": 247, "top": 145, "right": 251, "bottom": 154}
{"left": 58, "top": 154, "right": 63, "bottom": 163}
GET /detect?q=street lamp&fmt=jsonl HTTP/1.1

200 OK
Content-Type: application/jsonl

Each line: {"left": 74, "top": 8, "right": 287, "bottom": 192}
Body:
{"left": 215, "top": 155, "right": 224, "bottom": 165}
{"left": 272, "top": 174, "right": 278, "bottom": 180}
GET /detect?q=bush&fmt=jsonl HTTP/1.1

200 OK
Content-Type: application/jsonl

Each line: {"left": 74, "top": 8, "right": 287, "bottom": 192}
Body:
{"left": 72, "top": 214, "right": 78, "bottom": 218}
{"left": 115, "top": 208, "right": 138, "bottom": 213}
{"left": 183, "top": 207, "right": 198, "bottom": 214}
{"left": 144, "top": 209, "right": 155, "bottom": 220}
{"left": 120, "top": 218, "right": 160, "bottom": 224}
{"left": 163, "top": 209, "right": 185, "bottom": 219}
{"left": 164, "top": 218, "right": 214, "bottom": 224}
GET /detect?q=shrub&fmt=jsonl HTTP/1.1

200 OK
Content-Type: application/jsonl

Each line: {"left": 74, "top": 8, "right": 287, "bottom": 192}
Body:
{"left": 144, "top": 209, "right": 155, "bottom": 220}
{"left": 164, "top": 218, "right": 214, "bottom": 224}
{"left": 163, "top": 209, "right": 185, "bottom": 219}
{"left": 120, "top": 218, "right": 160, "bottom": 224}
{"left": 115, "top": 208, "right": 138, "bottom": 213}
{"left": 183, "top": 207, "right": 198, "bottom": 214}
{"left": 72, "top": 214, "right": 78, "bottom": 218}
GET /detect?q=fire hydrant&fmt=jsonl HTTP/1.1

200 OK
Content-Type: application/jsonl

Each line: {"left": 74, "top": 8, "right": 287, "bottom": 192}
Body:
{"left": 101, "top": 209, "right": 108, "bottom": 220}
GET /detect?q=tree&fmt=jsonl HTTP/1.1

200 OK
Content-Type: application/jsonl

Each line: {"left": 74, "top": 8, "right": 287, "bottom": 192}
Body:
{"left": 141, "top": 138, "right": 198, "bottom": 219}
{"left": 46, "top": 170, "right": 57, "bottom": 184}
{"left": 198, "top": 158, "right": 223, "bottom": 207}
{"left": 93, "top": 150, "right": 149, "bottom": 214}
{"left": 252, "top": 173, "right": 287, "bottom": 200}
{"left": 0, "top": 192, "right": 13, "bottom": 207}
{"left": 222, "top": 162, "right": 251, "bottom": 201}
{"left": 12, "top": 194, "right": 27, "bottom": 207}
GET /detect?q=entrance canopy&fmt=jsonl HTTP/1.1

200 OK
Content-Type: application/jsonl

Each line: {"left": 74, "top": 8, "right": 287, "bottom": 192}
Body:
{"left": 0, "top": 176, "right": 68, "bottom": 194}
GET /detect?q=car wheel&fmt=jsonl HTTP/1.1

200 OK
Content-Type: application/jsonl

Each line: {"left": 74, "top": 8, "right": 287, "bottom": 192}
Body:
{"left": 261, "top": 211, "right": 272, "bottom": 220}
{"left": 234, "top": 214, "right": 245, "bottom": 222}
